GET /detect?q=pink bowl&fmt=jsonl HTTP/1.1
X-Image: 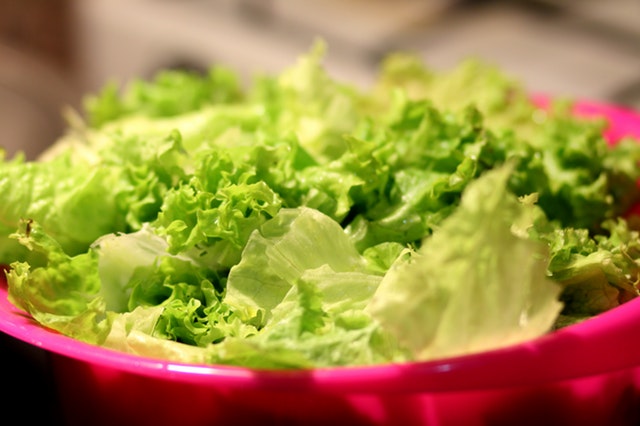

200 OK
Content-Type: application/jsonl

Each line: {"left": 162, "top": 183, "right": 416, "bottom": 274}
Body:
{"left": 2, "top": 100, "right": 640, "bottom": 426}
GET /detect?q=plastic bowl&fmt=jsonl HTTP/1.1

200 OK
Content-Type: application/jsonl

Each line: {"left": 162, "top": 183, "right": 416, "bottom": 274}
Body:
{"left": 2, "top": 100, "right": 640, "bottom": 426}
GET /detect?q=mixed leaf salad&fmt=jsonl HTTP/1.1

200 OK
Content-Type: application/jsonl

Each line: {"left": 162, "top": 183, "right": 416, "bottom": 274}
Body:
{"left": 2, "top": 42, "right": 640, "bottom": 368}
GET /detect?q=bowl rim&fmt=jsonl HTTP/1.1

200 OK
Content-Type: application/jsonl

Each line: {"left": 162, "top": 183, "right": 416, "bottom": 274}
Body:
{"left": 1, "top": 98, "right": 640, "bottom": 394}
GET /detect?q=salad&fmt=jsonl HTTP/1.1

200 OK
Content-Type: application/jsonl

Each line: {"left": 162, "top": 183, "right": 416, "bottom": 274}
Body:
{"left": 2, "top": 42, "right": 640, "bottom": 368}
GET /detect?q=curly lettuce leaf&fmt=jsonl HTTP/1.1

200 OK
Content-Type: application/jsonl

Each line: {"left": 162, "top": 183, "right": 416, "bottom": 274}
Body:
{"left": 541, "top": 219, "right": 640, "bottom": 326}
{"left": 84, "top": 66, "right": 244, "bottom": 128}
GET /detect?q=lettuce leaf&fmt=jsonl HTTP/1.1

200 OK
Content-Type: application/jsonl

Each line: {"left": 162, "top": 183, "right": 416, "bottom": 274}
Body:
{"left": 213, "top": 207, "right": 397, "bottom": 367}
{"left": 6, "top": 219, "right": 108, "bottom": 345}
{"left": 225, "top": 207, "right": 375, "bottom": 323}
{"left": 84, "top": 66, "right": 244, "bottom": 128}
{"left": 367, "top": 164, "right": 563, "bottom": 361}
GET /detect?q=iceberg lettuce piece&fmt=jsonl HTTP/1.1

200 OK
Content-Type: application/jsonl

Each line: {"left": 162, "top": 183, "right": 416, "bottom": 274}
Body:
{"left": 367, "top": 165, "right": 564, "bottom": 361}
{"left": 225, "top": 207, "right": 374, "bottom": 323}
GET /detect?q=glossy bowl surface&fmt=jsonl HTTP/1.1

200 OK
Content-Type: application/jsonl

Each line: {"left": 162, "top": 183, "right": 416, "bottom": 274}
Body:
{"left": 1, "top": 100, "right": 640, "bottom": 426}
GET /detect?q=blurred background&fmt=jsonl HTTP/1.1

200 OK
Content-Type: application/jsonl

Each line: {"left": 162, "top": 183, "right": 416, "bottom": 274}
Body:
{"left": 1, "top": 0, "right": 639, "bottom": 159}
{"left": 0, "top": 0, "right": 638, "bottom": 423}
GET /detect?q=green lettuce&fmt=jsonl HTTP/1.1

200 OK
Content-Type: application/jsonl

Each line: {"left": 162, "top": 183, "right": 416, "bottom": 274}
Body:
{"left": 3, "top": 42, "right": 640, "bottom": 368}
